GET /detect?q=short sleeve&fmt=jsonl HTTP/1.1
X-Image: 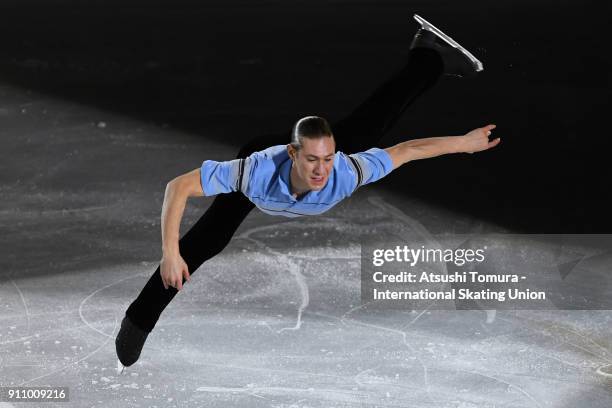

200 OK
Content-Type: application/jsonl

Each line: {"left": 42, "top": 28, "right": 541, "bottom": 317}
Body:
{"left": 200, "top": 158, "right": 245, "bottom": 196}
{"left": 349, "top": 148, "right": 394, "bottom": 187}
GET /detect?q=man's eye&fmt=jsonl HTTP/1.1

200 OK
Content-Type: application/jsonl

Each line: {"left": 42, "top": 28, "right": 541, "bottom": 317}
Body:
{"left": 308, "top": 159, "right": 316, "bottom": 162}
{"left": 325, "top": 159, "right": 332, "bottom": 162}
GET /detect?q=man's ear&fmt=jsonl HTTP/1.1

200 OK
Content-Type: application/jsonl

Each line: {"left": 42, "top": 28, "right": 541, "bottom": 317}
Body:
{"left": 286, "top": 144, "right": 297, "bottom": 161}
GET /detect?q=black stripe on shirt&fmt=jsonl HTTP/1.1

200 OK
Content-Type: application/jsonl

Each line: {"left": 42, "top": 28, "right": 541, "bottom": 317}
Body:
{"left": 347, "top": 155, "right": 363, "bottom": 192}
{"left": 236, "top": 158, "right": 246, "bottom": 192}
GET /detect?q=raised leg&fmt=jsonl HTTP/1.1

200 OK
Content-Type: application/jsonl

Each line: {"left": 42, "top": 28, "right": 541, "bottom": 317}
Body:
{"left": 333, "top": 47, "right": 443, "bottom": 153}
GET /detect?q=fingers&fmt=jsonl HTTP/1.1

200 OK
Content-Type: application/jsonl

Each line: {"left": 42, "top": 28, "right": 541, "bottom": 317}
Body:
{"left": 175, "top": 266, "right": 190, "bottom": 291}
{"left": 483, "top": 124, "right": 496, "bottom": 141}
{"left": 487, "top": 137, "right": 501, "bottom": 149}
{"left": 163, "top": 269, "right": 191, "bottom": 292}
{"left": 162, "top": 274, "right": 178, "bottom": 291}
{"left": 162, "top": 278, "right": 168, "bottom": 290}
{"left": 478, "top": 124, "right": 496, "bottom": 137}
{"left": 166, "top": 277, "right": 180, "bottom": 291}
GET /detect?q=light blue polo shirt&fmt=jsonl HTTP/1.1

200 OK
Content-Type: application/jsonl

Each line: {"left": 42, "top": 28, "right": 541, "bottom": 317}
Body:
{"left": 200, "top": 145, "right": 394, "bottom": 217}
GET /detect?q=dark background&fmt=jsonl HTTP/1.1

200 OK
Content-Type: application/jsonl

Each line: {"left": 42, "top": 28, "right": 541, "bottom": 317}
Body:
{"left": 1, "top": 0, "right": 609, "bottom": 233}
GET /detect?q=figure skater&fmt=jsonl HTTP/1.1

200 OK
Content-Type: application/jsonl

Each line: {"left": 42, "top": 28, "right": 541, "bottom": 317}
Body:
{"left": 115, "top": 14, "right": 500, "bottom": 373}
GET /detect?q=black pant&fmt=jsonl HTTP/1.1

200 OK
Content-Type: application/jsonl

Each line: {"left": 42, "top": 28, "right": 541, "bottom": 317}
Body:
{"left": 126, "top": 48, "right": 443, "bottom": 332}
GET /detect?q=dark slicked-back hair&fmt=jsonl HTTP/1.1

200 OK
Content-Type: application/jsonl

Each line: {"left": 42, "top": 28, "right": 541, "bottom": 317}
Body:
{"left": 290, "top": 116, "right": 334, "bottom": 150}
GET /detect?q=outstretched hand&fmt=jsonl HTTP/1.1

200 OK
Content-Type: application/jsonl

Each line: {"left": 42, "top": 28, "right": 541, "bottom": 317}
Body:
{"left": 460, "top": 124, "right": 500, "bottom": 154}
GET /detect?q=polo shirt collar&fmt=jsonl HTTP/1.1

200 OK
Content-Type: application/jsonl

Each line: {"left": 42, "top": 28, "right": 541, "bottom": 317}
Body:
{"left": 279, "top": 159, "right": 298, "bottom": 202}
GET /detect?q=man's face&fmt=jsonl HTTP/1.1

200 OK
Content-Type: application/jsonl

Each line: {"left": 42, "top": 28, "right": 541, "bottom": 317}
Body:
{"left": 289, "top": 136, "right": 336, "bottom": 191}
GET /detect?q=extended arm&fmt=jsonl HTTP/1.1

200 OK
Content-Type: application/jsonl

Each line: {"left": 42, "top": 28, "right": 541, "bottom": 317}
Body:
{"left": 384, "top": 124, "right": 500, "bottom": 170}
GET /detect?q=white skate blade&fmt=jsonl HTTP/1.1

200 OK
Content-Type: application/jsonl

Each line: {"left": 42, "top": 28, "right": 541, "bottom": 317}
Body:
{"left": 117, "top": 359, "right": 126, "bottom": 375}
{"left": 414, "top": 14, "right": 484, "bottom": 72}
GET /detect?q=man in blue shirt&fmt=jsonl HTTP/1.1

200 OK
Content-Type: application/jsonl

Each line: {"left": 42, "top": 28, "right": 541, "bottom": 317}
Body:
{"left": 116, "top": 14, "right": 500, "bottom": 372}
{"left": 199, "top": 119, "right": 496, "bottom": 218}
{"left": 199, "top": 136, "right": 395, "bottom": 218}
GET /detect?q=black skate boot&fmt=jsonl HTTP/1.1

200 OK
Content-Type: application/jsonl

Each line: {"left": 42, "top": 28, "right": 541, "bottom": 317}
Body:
{"left": 410, "top": 14, "right": 483, "bottom": 78}
{"left": 115, "top": 314, "right": 150, "bottom": 374}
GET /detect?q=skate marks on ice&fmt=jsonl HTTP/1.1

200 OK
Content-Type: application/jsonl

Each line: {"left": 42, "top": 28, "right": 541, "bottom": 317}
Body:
{"left": 200, "top": 196, "right": 498, "bottom": 406}
{"left": 336, "top": 301, "right": 437, "bottom": 406}
{"left": 0, "top": 268, "right": 154, "bottom": 388}
{"left": 10, "top": 280, "right": 31, "bottom": 337}
{"left": 354, "top": 198, "right": 543, "bottom": 407}
{"left": 237, "top": 196, "right": 562, "bottom": 407}
{"left": 194, "top": 383, "right": 419, "bottom": 407}
{"left": 12, "top": 275, "right": 132, "bottom": 386}
{"left": 198, "top": 195, "right": 552, "bottom": 407}
{"left": 369, "top": 197, "right": 612, "bottom": 404}
{"left": 236, "top": 225, "right": 311, "bottom": 333}
{"left": 494, "top": 312, "right": 612, "bottom": 380}
{"left": 182, "top": 197, "right": 433, "bottom": 405}
{"left": 230, "top": 194, "right": 446, "bottom": 334}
